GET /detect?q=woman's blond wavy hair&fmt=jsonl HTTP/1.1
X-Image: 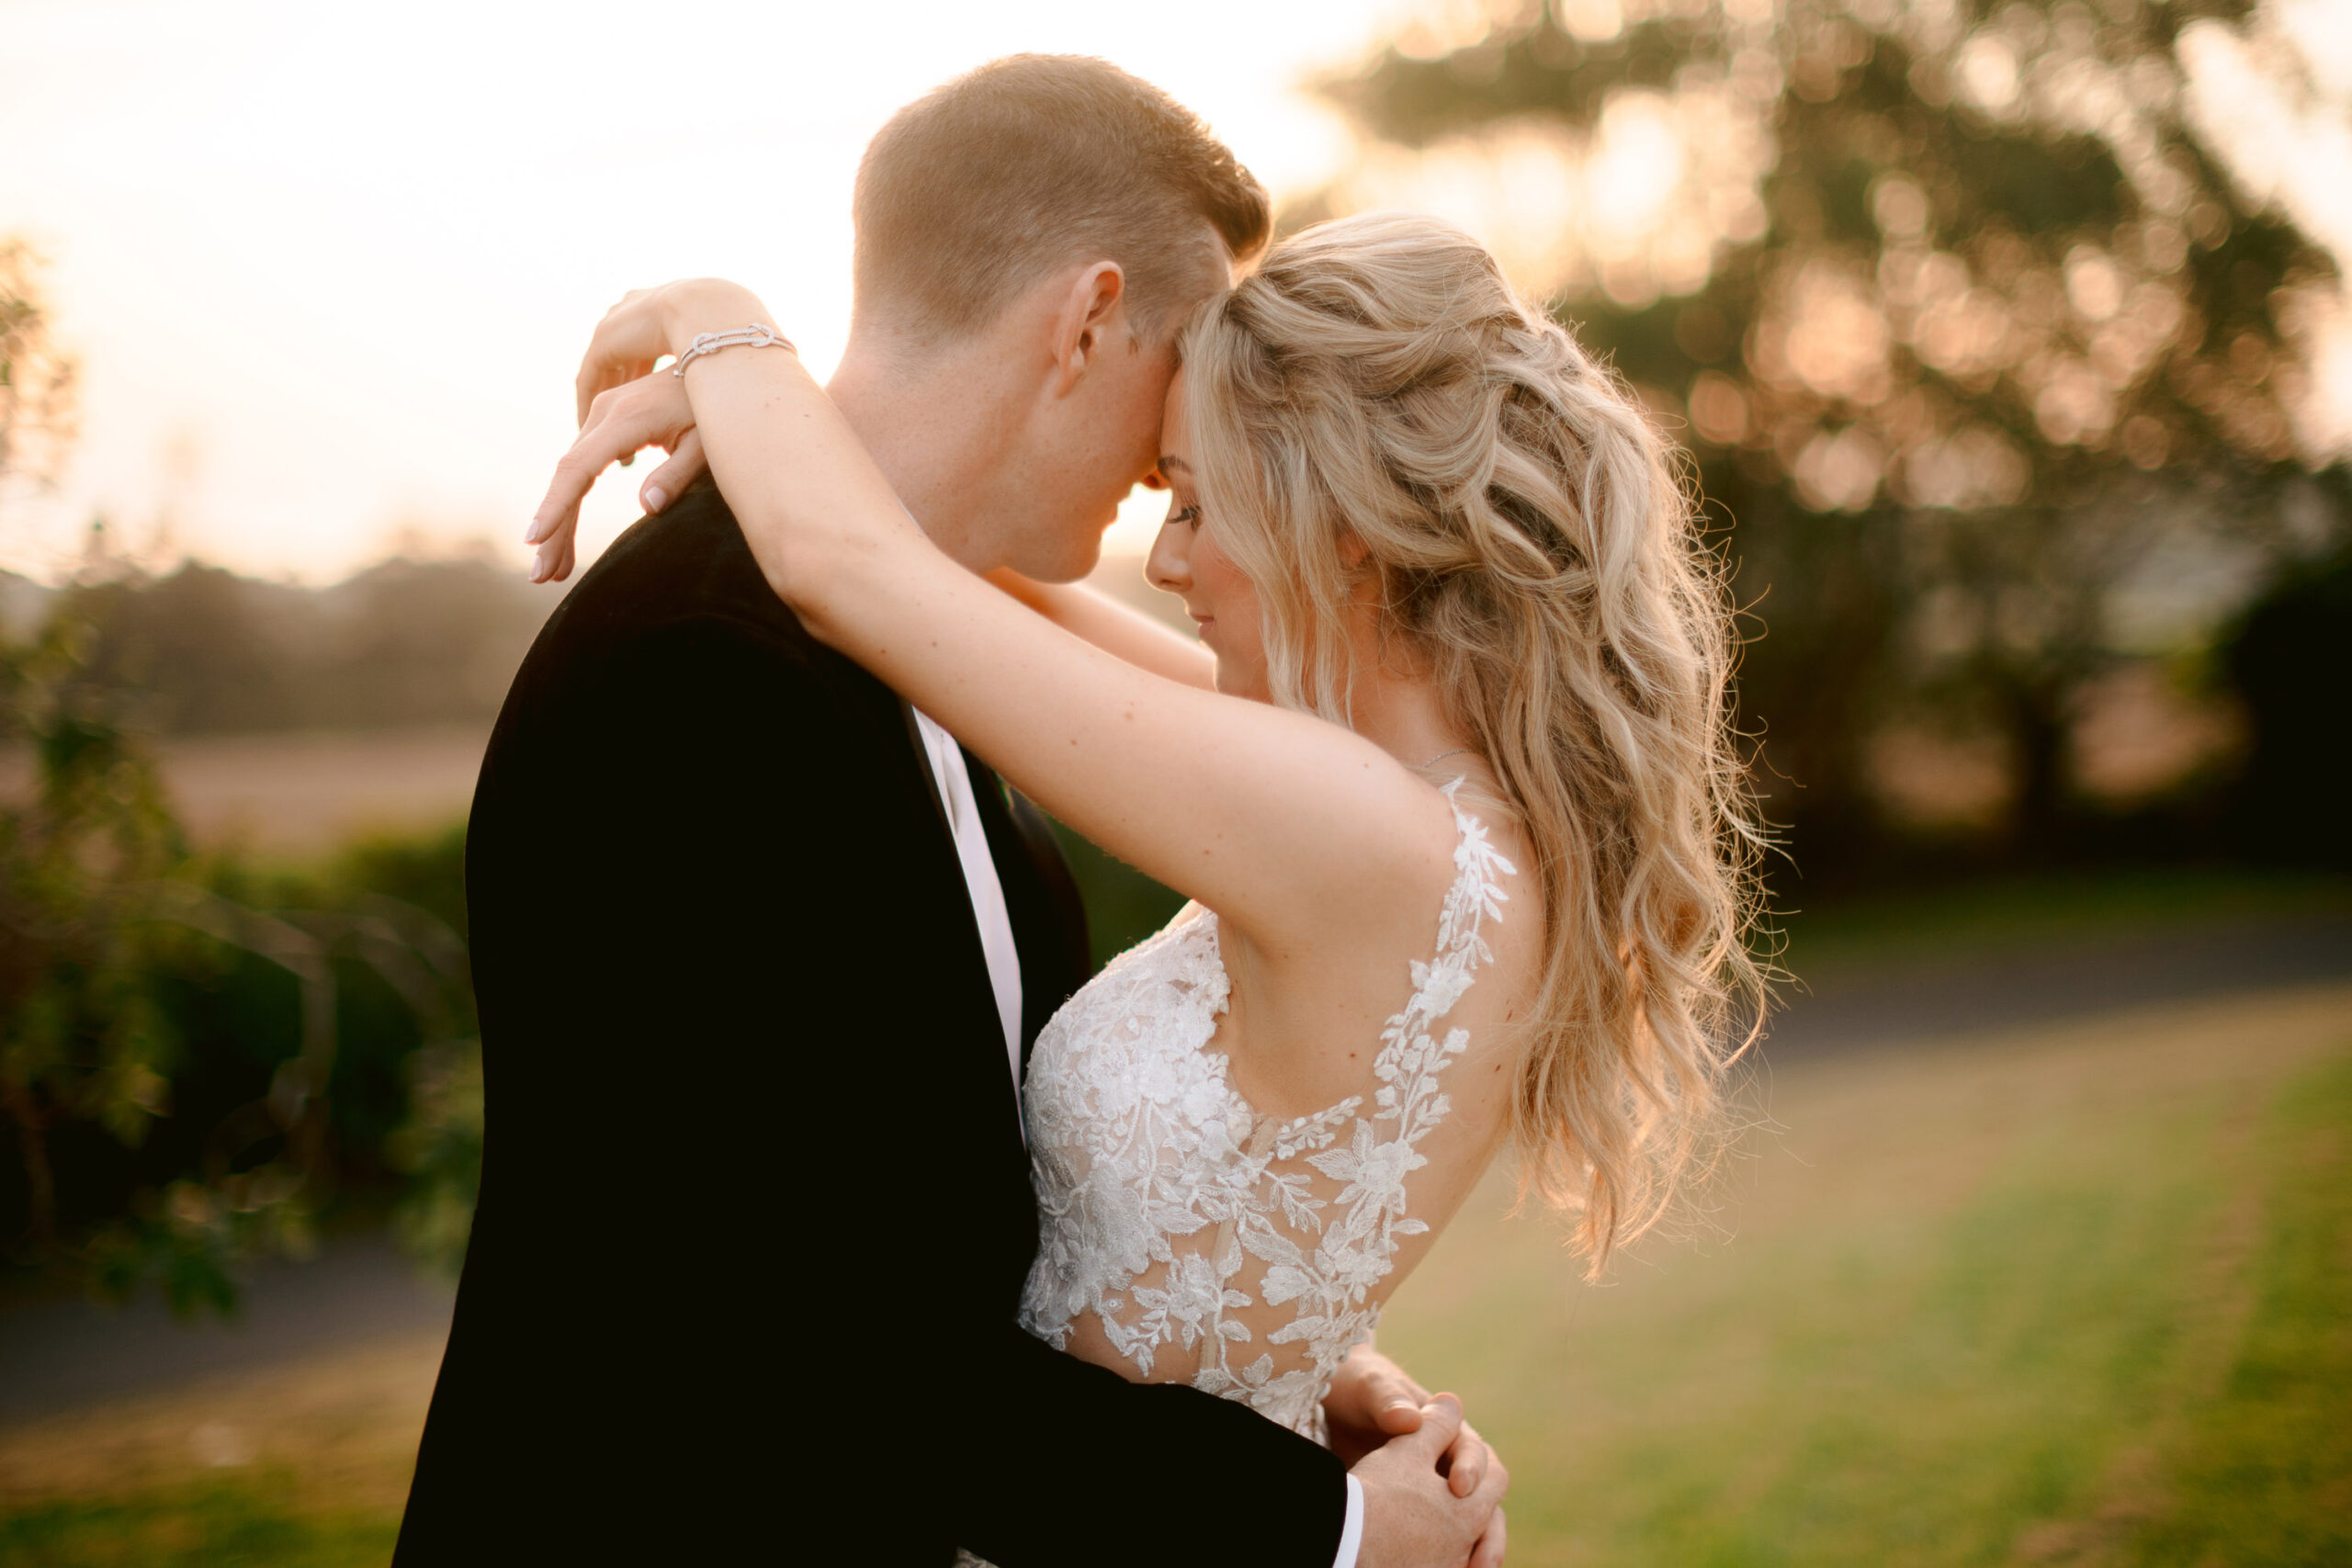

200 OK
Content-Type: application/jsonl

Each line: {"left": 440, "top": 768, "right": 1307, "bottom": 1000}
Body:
{"left": 1177, "top": 211, "right": 1767, "bottom": 1270}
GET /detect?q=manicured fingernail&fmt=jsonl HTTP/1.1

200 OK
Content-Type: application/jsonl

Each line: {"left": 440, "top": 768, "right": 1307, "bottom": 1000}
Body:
{"left": 523, "top": 520, "right": 543, "bottom": 545}
{"left": 643, "top": 486, "right": 667, "bottom": 513}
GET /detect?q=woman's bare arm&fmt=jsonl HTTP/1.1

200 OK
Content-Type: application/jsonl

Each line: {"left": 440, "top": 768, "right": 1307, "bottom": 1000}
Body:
{"left": 536, "top": 278, "right": 1453, "bottom": 953}
{"left": 984, "top": 570, "right": 1216, "bottom": 691}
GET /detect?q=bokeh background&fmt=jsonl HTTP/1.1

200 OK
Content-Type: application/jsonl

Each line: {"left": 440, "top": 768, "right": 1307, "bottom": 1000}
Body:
{"left": 4, "top": 0, "right": 2349, "bottom": 1562}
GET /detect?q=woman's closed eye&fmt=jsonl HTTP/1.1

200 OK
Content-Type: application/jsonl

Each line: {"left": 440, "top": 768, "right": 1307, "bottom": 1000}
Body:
{"left": 1169, "top": 504, "right": 1202, "bottom": 528}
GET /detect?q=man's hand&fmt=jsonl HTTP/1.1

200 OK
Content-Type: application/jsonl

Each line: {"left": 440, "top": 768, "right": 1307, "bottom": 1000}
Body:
{"left": 1352, "top": 1393, "right": 1510, "bottom": 1568}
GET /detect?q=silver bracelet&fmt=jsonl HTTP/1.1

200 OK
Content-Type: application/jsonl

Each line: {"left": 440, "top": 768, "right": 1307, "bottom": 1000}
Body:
{"left": 672, "top": 323, "right": 797, "bottom": 376}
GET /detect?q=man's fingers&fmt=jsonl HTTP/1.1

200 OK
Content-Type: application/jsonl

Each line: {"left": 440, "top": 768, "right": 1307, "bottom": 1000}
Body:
{"left": 640, "top": 427, "right": 705, "bottom": 515}
{"left": 1469, "top": 1506, "right": 1508, "bottom": 1568}
{"left": 1469, "top": 1446, "right": 1510, "bottom": 1515}
{"left": 1447, "top": 1423, "right": 1488, "bottom": 1497}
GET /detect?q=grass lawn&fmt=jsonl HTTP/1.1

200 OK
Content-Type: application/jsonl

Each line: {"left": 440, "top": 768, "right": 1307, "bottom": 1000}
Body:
{"left": 1378, "top": 982, "right": 2352, "bottom": 1567}
{"left": 0, "top": 1483, "right": 397, "bottom": 1568}
{"left": 2, "top": 983, "right": 2346, "bottom": 1565}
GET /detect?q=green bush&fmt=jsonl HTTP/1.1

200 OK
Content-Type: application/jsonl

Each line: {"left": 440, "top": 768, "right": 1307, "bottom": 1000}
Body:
{"left": 1, "top": 604, "right": 477, "bottom": 1311}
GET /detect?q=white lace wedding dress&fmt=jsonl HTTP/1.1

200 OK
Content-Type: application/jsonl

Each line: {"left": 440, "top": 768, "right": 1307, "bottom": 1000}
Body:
{"left": 954, "top": 786, "right": 1513, "bottom": 1564}
{"left": 1017, "top": 783, "right": 1516, "bottom": 1441}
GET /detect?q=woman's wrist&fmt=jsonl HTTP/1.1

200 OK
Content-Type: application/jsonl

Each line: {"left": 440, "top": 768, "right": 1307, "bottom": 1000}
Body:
{"left": 657, "top": 278, "right": 776, "bottom": 359}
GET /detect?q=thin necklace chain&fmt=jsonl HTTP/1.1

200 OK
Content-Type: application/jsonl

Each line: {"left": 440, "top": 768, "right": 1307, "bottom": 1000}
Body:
{"left": 1415, "top": 747, "right": 1473, "bottom": 771}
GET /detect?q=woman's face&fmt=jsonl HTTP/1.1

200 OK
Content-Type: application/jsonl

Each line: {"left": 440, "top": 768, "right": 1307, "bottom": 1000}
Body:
{"left": 1146, "top": 369, "right": 1271, "bottom": 702}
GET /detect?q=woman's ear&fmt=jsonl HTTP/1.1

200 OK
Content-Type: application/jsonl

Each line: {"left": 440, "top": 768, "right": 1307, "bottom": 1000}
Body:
{"left": 1337, "top": 530, "right": 1372, "bottom": 570}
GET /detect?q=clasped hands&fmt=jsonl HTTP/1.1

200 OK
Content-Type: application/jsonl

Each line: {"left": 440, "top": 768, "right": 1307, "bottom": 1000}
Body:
{"left": 1326, "top": 1344, "right": 1510, "bottom": 1568}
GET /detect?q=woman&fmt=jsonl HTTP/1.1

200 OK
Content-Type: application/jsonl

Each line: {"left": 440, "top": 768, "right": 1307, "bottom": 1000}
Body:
{"left": 534, "top": 210, "right": 1760, "bottom": 1464}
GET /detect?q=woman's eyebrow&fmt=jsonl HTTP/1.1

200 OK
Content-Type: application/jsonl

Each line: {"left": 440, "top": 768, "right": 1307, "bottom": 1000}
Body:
{"left": 1158, "top": 455, "right": 1193, "bottom": 475}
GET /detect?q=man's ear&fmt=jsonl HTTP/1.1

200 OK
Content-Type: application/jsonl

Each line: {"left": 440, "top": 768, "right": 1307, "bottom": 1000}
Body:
{"left": 1049, "top": 261, "right": 1127, "bottom": 395}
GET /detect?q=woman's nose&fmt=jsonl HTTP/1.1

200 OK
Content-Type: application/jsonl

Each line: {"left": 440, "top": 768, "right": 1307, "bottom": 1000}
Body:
{"left": 1145, "top": 516, "right": 1193, "bottom": 595}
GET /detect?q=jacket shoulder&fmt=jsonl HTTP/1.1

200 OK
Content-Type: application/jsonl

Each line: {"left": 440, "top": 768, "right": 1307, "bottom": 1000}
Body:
{"left": 542, "top": 480, "right": 809, "bottom": 656}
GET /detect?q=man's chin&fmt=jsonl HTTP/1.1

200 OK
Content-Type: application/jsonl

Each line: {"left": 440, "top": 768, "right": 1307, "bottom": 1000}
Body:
{"left": 1018, "top": 533, "right": 1105, "bottom": 586}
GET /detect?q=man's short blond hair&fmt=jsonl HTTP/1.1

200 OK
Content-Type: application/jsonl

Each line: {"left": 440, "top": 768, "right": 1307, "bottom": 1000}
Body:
{"left": 853, "top": 55, "right": 1270, "bottom": 342}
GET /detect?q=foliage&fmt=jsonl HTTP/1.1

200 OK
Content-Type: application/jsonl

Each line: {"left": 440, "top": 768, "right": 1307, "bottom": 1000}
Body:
{"left": 386, "top": 1034, "right": 481, "bottom": 1276}
{"left": 1047, "top": 819, "right": 1188, "bottom": 970}
{"left": 1318, "top": 0, "right": 2349, "bottom": 863}
{"left": 0, "top": 598, "right": 480, "bottom": 1311}
{"left": 0, "top": 612, "right": 195, "bottom": 1265}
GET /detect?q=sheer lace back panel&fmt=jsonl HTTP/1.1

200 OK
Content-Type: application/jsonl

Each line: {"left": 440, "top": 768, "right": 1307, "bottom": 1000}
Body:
{"left": 1018, "top": 782, "right": 1516, "bottom": 1440}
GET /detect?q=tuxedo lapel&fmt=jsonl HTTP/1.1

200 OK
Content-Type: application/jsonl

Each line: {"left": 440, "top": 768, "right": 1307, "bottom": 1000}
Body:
{"left": 898, "top": 700, "right": 952, "bottom": 825}
{"left": 961, "top": 749, "right": 1092, "bottom": 1071}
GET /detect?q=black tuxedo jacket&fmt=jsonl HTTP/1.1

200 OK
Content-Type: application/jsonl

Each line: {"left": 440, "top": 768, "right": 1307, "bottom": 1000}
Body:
{"left": 393, "top": 483, "right": 1346, "bottom": 1565}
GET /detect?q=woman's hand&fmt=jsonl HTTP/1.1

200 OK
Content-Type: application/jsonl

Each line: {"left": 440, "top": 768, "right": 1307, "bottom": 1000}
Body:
{"left": 526, "top": 370, "right": 697, "bottom": 582}
{"left": 569, "top": 278, "right": 769, "bottom": 423}
{"left": 525, "top": 279, "right": 773, "bottom": 581}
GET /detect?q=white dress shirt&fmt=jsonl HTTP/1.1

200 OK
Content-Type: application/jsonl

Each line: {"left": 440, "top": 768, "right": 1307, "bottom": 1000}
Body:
{"left": 910, "top": 708, "right": 1365, "bottom": 1568}
{"left": 911, "top": 708, "right": 1023, "bottom": 1111}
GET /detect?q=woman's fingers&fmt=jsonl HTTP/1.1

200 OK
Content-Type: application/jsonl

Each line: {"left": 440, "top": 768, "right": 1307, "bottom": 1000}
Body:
{"left": 573, "top": 288, "right": 672, "bottom": 425}
{"left": 531, "top": 532, "right": 576, "bottom": 584}
{"left": 528, "top": 371, "right": 698, "bottom": 581}
{"left": 639, "top": 426, "right": 706, "bottom": 514}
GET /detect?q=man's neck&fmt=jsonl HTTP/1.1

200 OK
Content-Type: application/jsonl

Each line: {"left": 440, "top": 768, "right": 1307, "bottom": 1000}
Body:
{"left": 827, "top": 331, "right": 1021, "bottom": 573}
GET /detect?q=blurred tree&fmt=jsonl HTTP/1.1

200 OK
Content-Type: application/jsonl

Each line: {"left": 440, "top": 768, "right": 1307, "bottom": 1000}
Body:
{"left": 1318, "top": 0, "right": 2346, "bottom": 863}
{"left": 0, "top": 241, "right": 78, "bottom": 526}
{"left": 73, "top": 555, "right": 553, "bottom": 736}
{"left": 0, "top": 612, "right": 188, "bottom": 1261}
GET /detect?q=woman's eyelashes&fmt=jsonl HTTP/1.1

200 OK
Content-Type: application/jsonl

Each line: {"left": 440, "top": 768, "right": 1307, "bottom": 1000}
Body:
{"left": 1169, "top": 504, "right": 1202, "bottom": 527}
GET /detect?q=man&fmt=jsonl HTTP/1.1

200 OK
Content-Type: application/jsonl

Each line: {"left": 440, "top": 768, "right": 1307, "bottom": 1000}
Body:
{"left": 397, "top": 55, "right": 1503, "bottom": 1566}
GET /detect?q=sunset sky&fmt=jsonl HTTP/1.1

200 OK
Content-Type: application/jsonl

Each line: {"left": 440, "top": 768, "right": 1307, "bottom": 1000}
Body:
{"left": 0, "top": 0, "right": 1397, "bottom": 581}
{"left": 4, "top": 0, "right": 2346, "bottom": 584}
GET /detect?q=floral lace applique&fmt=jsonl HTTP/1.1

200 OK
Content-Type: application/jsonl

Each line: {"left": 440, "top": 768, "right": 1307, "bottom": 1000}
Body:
{"left": 1018, "top": 783, "right": 1515, "bottom": 1438}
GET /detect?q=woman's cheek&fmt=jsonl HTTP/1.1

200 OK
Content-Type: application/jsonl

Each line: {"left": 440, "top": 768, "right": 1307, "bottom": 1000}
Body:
{"left": 1194, "top": 528, "right": 1271, "bottom": 697}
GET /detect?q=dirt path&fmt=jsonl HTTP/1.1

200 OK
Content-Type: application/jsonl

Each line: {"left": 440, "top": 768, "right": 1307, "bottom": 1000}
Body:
{"left": 1763, "top": 910, "right": 2352, "bottom": 1058}
{"left": 0, "top": 1234, "right": 453, "bottom": 1429}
